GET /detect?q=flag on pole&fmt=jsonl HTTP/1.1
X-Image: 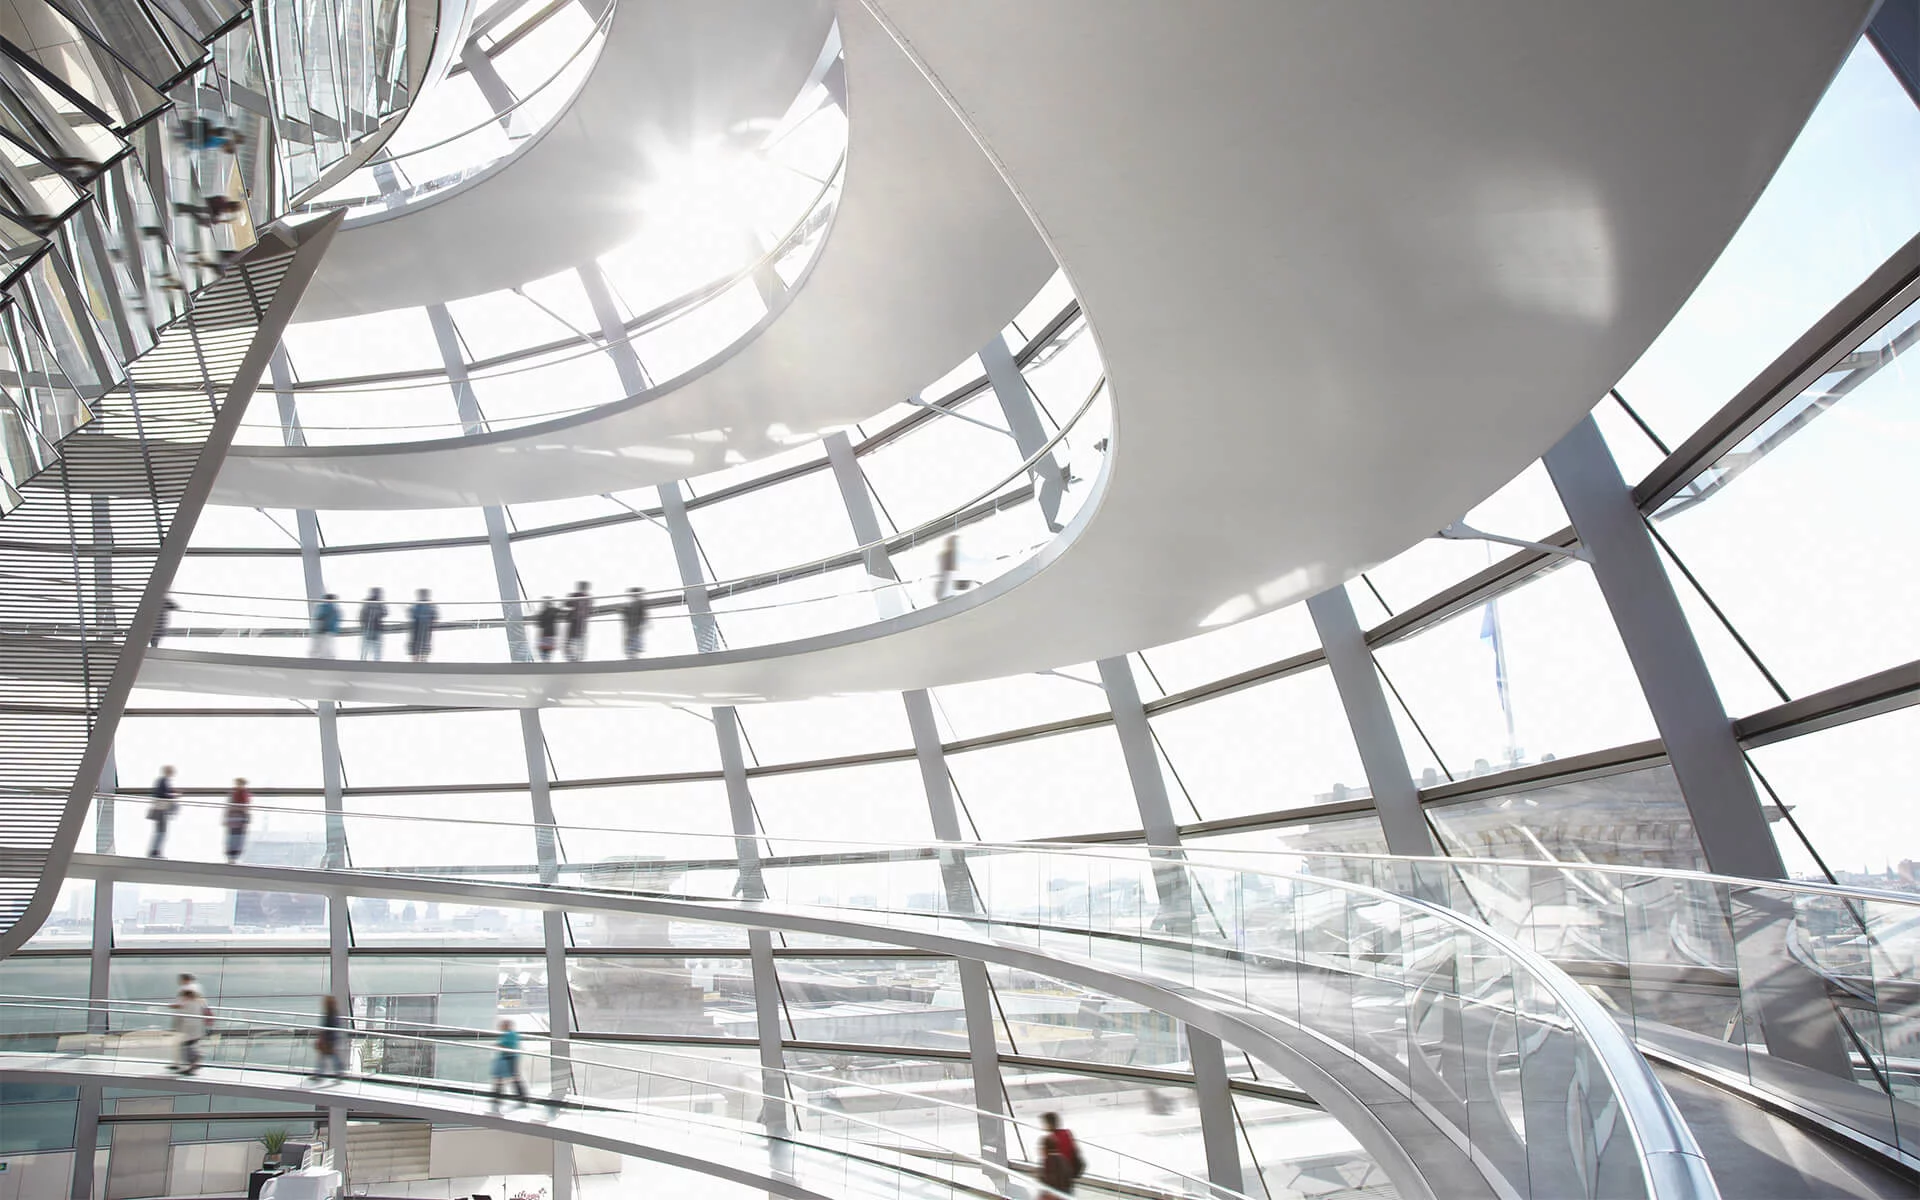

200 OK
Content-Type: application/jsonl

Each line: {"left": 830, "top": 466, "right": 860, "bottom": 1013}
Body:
{"left": 1481, "top": 600, "right": 1518, "bottom": 764}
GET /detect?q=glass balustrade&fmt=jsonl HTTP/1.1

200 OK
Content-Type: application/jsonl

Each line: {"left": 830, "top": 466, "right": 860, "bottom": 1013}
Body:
{"left": 0, "top": 380, "right": 1108, "bottom": 660}
{"left": 1267, "top": 850, "right": 1920, "bottom": 1170}
{"left": 73, "top": 799, "right": 1712, "bottom": 1199}
{"left": 0, "top": 995, "right": 1249, "bottom": 1200}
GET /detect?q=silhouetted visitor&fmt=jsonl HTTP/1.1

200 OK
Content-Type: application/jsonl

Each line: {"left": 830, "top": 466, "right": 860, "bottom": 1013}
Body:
{"left": 621, "top": 587, "right": 648, "bottom": 659}
{"left": 535, "top": 598, "right": 560, "bottom": 661}
{"left": 170, "top": 975, "right": 212, "bottom": 1075}
{"left": 407, "top": 589, "right": 437, "bottom": 662}
{"left": 564, "top": 583, "right": 591, "bottom": 661}
{"left": 1039, "top": 1112, "right": 1083, "bottom": 1195}
{"left": 311, "top": 994, "right": 344, "bottom": 1080}
{"left": 936, "top": 535, "right": 960, "bottom": 600}
{"left": 224, "top": 779, "right": 251, "bottom": 863}
{"left": 150, "top": 596, "right": 179, "bottom": 647}
{"left": 359, "top": 588, "right": 387, "bottom": 660}
{"left": 490, "top": 1018, "right": 527, "bottom": 1106}
{"left": 311, "top": 593, "right": 341, "bottom": 657}
{"left": 146, "top": 765, "right": 178, "bottom": 857}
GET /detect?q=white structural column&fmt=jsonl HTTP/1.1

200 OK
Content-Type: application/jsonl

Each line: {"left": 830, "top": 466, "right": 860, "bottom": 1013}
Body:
{"left": 459, "top": 39, "right": 521, "bottom": 138}
{"left": 823, "top": 431, "right": 1009, "bottom": 1168}
{"left": 427, "top": 308, "right": 573, "bottom": 1194}
{"left": 979, "top": 333, "right": 1064, "bottom": 528}
{"left": 1542, "top": 416, "right": 1855, "bottom": 1082}
{"left": 1543, "top": 416, "right": 1784, "bottom": 878}
{"left": 1093, "top": 658, "right": 1244, "bottom": 1196}
{"left": 597, "top": 271, "right": 788, "bottom": 1138}
{"left": 657, "top": 480, "right": 791, "bottom": 1135}
{"left": 1306, "top": 587, "right": 1435, "bottom": 856}
{"left": 270, "top": 348, "right": 354, "bottom": 1186}
{"left": 579, "top": 262, "right": 651, "bottom": 395}
{"left": 982, "top": 338, "right": 1241, "bottom": 1181}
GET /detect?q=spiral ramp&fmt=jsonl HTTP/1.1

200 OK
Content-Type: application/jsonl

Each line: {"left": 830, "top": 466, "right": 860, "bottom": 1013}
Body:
{"left": 132, "top": 0, "right": 1875, "bottom": 704}
{"left": 4, "top": 5, "right": 1913, "bottom": 1200}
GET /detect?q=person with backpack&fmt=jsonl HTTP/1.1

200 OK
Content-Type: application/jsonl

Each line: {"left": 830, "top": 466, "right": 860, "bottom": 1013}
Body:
{"left": 223, "top": 779, "right": 251, "bottom": 863}
{"left": 169, "top": 974, "right": 213, "bottom": 1075}
{"left": 564, "top": 583, "right": 592, "bottom": 661}
{"left": 406, "top": 589, "right": 438, "bottom": 662}
{"left": 490, "top": 1018, "right": 528, "bottom": 1106}
{"left": 146, "top": 765, "right": 179, "bottom": 857}
{"left": 311, "top": 593, "right": 341, "bottom": 657}
{"left": 359, "top": 588, "right": 388, "bottom": 660}
{"left": 1039, "top": 1111, "right": 1084, "bottom": 1195}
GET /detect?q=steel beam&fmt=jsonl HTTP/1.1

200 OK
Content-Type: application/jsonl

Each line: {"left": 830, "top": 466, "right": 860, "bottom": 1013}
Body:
{"left": 579, "top": 262, "right": 650, "bottom": 394}
{"left": 825, "top": 428, "right": 1008, "bottom": 1164}
{"left": 1544, "top": 415, "right": 1783, "bottom": 878}
{"left": 980, "top": 333, "right": 1063, "bottom": 528}
{"left": 659, "top": 484, "right": 789, "bottom": 1133}
{"left": 1307, "top": 587, "right": 1434, "bottom": 855}
{"left": 1094, "top": 654, "right": 1242, "bottom": 1193}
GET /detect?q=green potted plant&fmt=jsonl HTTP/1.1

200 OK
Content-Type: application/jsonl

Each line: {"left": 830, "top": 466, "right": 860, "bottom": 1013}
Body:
{"left": 257, "top": 1127, "right": 290, "bottom": 1169}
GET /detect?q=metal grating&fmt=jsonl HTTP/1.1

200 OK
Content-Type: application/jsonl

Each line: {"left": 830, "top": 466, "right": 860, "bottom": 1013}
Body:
{"left": 0, "top": 229, "right": 316, "bottom": 945}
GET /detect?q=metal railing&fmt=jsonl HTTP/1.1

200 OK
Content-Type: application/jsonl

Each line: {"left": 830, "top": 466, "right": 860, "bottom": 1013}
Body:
{"left": 0, "top": 994, "right": 1250, "bottom": 1200}
{"left": 65, "top": 805, "right": 1721, "bottom": 1199}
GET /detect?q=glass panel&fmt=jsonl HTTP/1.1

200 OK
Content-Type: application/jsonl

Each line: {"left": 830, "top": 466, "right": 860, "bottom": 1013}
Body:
{"left": 1747, "top": 707, "right": 1920, "bottom": 886}
{"left": 568, "top": 955, "right": 758, "bottom": 1038}
{"left": 751, "top": 761, "right": 934, "bottom": 843}
{"left": 945, "top": 727, "right": 1142, "bottom": 840}
{"left": 1151, "top": 667, "right": 1366, "bottom": 823}
{"left": 1649, "top": 294, "right": 1919, "bottom": 699}
{"left": 775, "top": 957, "right": 967, "bottom": 1050}
{"left": 1426, "top": 763, "right": 1706, "bottom": 869}
{"left": 1374, "top": 562, "right": 1656, "bottom": 778}
{"left": 1137, "top": 601, "right": 1320, "bottom": 695}
{"left": 110, "top": 884, "right": 330, "bottom": 947}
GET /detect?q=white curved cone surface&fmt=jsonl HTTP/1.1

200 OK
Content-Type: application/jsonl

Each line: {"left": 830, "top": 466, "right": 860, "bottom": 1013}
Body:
{"left": 218, "top": 1, "right": 1056, "bottom": 509}
{"left": 164, "top": 0, "right": 1870, "bottom": 700}
{"left": 297, "top": 0, "right": 835, "bottom": 320}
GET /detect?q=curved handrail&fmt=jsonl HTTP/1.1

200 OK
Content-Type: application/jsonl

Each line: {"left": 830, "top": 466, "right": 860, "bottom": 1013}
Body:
{"left": 0, "top": 1002, "right": 1026, "bottom": 1200}
{"left": 59, "top": 797, "right": 1920, "bottom": 913}
{"left": 8, "top": 375, "right": 1109, "bottom": 660}
{"left": 0, "top": 994, "right": 1244, "bottom": 1200}
{"left": 66, "top": 808, "right": 1719, "bottom": 1199}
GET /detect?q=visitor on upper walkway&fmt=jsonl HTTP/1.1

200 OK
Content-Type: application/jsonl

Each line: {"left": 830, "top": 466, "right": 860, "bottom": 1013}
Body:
{"left": 936, "top": 535, "right": 960, "bottom": 600}
{"left": 223, "top": 779, "right": 251, "bottom": 863}
{"left": 359, "top": 588, "right": 387, "bottom": 660}
{"left": 311, "top": 593, "right": 341, "bottom": 657}
{"left": 146, "top": 765, "right": 178, "bottom": 857}
{"left": 535, "top": 598, "right": 560, "bottom": 662}
{"left": 407, "top": 589, "right": 437, "bottom": 662}
{"left": 1039, "top": 1112, "right": 1084, "bottom": 1195}
{"left": 490, "top": 1018, "right": 528, "bottom": 1106}
{"left": 149, "top": 596, "right": 179, "bottom": 647}
{"left": 621, "top": 587, "right": 648, "bottom": 659}
{"left": 310, "top": 995, "right": 345, "bottom": 1080}
{"left": 169, "top": 975, "right": 212, "bottom": 1075}
{"left": 564, "top": 582, "right": 591, "bottom": 661}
